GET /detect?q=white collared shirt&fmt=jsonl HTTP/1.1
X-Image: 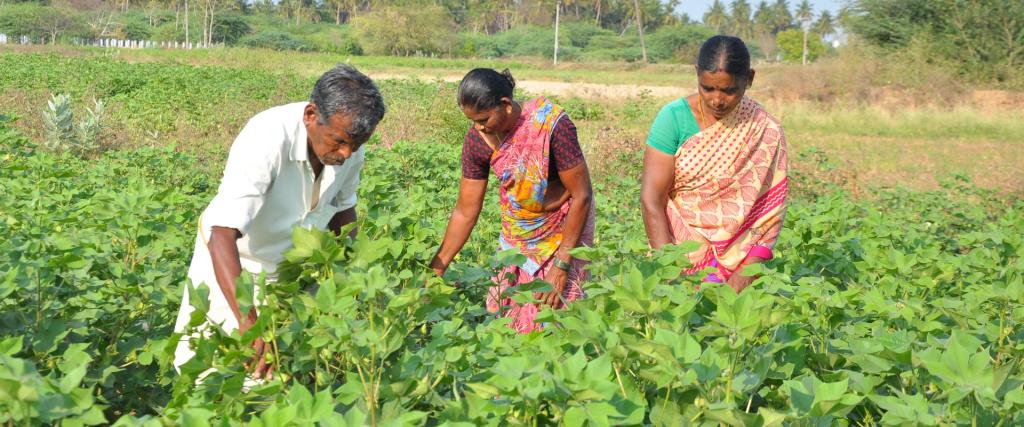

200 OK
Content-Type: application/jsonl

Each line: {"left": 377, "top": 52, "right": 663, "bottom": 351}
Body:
{"left": 193, "top": 101, "right": 363, "bottom": 276}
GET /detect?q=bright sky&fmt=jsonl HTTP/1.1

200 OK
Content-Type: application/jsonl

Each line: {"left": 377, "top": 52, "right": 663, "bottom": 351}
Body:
{"left": 675, "top": 0, "right": 847, "bottom": 22}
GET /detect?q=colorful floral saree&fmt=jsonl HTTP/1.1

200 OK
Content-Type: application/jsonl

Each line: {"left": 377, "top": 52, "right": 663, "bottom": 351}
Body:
{"left": 666, "top": 98, "right": 788, "bottom": 282}
{"left": 484, "top": 97, "right": 595, "bottom": 333}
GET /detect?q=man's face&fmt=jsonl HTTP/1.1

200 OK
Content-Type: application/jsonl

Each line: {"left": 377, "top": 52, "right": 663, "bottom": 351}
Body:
{"left": 303, "top": 103, "right": 369, "bottom": 166}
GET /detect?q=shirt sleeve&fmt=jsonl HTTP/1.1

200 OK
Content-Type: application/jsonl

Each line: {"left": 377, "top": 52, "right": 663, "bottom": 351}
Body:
{"left": 201, "top": 117, "right": 281, "bottom": 238}
{"left": 550, "top": 116, "right": 585, "bottom": 172}
{"left": 461, "top": 128, "right": 492, "bottom": 180}
{"left": 646, "top": 103, "right": 684, "bottom": 155}
{"left": 329, "top": 148, "right": 365, "bottom": 213}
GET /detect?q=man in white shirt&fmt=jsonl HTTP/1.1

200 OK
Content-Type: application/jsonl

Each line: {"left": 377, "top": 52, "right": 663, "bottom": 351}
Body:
{"left": 173, "top": 64, "right": 386, "bottom": 379}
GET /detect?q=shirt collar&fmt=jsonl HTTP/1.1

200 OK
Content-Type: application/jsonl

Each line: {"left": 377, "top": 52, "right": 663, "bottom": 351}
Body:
{"left": 289, "top": 113, "right": 309, "bottom": 162}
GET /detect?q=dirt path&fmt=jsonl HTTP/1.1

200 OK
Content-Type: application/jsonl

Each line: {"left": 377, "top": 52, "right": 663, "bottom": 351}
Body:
{"left": 369, "top": 72, "right": 688, "bottom": 99}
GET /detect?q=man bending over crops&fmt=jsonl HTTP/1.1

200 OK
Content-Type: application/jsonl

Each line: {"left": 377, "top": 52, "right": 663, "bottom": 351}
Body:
{"left": 172, "top": 64, "right": 386, "bottom": 380}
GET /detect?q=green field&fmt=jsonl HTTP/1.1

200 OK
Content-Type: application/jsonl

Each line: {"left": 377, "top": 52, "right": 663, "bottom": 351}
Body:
{"left": 1, "top": 49, "right": 1024, "bottom": 425}
{"left": 4, "top": 46, "right": 1023, "bottom": 192}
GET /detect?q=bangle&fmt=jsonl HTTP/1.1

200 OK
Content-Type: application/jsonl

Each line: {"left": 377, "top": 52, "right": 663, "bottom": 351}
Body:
{"left": 553, "top": 257, "right": 572, "bottom": 271}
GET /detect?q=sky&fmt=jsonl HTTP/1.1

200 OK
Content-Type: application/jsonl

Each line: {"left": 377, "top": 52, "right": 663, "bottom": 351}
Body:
{"left": 675, "top": 0, "right": 848, "bottom": 22}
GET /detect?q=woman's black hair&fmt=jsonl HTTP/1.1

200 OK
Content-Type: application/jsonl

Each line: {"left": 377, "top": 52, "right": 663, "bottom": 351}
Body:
{"left": 457, "top": 68, "right": 516, "bottom": 111}
{"left": 696, "top": 35, "right": 752, "bottom": 84}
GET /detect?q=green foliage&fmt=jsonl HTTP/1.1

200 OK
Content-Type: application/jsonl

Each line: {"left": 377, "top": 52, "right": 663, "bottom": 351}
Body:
{"left": 212, "top": 13, "right": 253, "bottom": 45}
{"left": 489, "top": 25, "right": 566, "bottom": 59}
{"left": 647, "top": 24, "right": 717, "bottom": 62}
{"left": 351, "top": 5, "right": 457, "bottom": 56}
{"left": 118, "top": 12, "right": 154, "bottom": 40}
{"left": 41, "top": 93, "right": 105, "bottom": 156}
{"left": 2, "top": 54, "right": 1024, "bottom": 425}
{"left": 850, "top": 0, "right": 1024, "bottom": 83}
{"left": 239, "top": 31, "right": 312, "bottom": 51}
{"left": 776, "top": 28, "right": 825, "bottom": 63}
{"left": 0, "top": 3, "right": 89, "bottom": 41}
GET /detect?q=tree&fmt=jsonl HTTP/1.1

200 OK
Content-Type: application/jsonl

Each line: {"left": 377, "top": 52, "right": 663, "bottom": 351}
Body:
{"left": 814, "top": 10, "right": 834, "bottom": 39}
{"left": 351, "top": 4, "right": 456, "bottom": 56}
{"left": 753, "top": 0, "right": 777, "bottom": 59}
{"left": 554, "top": 0, "right": 561, "bottom": 65}
{"left": 850, "top": 0, "right": 1024, "bottom": 80}
{"left": 794, "top": 0, "right": 813, "bottom": 64}
{"left": 769, "top": 0, "right": 792, "bottom": 33}
{"left": 632, "top": 0, "right": 647, "bottom": 62}
{"left": 703, "top": 0, "right": 728, "bottom": 34}
{"left": 776, "top": 27, "right": 823, "bottom": 62}
{"left": 729, "top": 0, "right": 753, "bottom": 40}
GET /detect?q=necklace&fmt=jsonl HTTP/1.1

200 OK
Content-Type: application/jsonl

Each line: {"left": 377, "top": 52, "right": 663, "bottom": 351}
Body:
{"left": 697, "top": 94, "right": 708, "bottom": 130}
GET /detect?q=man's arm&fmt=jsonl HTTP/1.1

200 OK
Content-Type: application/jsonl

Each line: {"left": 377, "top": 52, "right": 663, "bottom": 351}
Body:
{"left": 207, "top": 226, "right": 254, "bottom": 330}
{"left": 328, "top": 206, "right": 358, "bottom": 239}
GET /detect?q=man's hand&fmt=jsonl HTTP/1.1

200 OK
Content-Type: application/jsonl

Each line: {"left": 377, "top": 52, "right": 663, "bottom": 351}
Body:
{"left": 238, "top": 311, "right": 274, "bottom": 380}
{"left": 538, "top": 265, "right": 569, "bottom": 308}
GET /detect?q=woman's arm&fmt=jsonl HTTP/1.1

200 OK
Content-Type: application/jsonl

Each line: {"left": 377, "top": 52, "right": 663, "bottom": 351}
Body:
{"left": 540, "top": 162, "right": 593, "bottom": 307}
{"left": 429, "top": 178, "right": 488, "bottom": 276}
{"left": 553, "top": 163, "right": 593, "bottom": 263}
{"left": 640, "top": 146, "right": 676, "bottom": 249}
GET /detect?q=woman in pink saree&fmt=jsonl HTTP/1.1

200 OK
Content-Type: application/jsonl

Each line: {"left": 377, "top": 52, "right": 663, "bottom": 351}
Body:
{"left": 641, "top": 36, "right": 788, "bottom": 292}
{"left": 430, "top": 68, "right": 596, "bottom": 333}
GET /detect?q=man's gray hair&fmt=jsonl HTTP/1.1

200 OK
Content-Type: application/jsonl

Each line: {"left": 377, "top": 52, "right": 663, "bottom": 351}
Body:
{"left": 310, "top": 64, "right": 386, "bottom": 140}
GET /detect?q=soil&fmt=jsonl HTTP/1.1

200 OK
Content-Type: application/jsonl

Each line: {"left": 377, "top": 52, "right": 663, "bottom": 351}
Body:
{"left": 368, "top": 72, "right": 689, "bottom": 100}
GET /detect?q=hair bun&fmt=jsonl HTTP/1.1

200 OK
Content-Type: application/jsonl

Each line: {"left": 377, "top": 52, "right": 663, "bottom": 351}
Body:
{"left": 499, "top": 68, "right": 517, "bottom": 91}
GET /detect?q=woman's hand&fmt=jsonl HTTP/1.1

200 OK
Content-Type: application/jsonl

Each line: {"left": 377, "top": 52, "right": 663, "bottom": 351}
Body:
{"left": 726, "top": 256, "right": 765, "bottom": 293}
{"left": 726, "top": 273, "right": 756, "bottom": 293}
{"left": 538, "top": 264, "right": 569, "bottom": 308}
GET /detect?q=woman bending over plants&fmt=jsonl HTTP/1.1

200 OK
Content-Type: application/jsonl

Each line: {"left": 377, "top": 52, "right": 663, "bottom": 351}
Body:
{"left": 641, "top": 35, "right": 789, "bottom": 293}
{"left": 430, "top": 68, "right": 596, "bottom": 333}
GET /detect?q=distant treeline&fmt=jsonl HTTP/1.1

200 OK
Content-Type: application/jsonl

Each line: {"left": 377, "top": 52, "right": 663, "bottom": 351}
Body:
{"left": 0, "top": 0, "right": 840, "bottom": 63}
{"left": 0, "top": 0, "right": 1020, "bottom": 81}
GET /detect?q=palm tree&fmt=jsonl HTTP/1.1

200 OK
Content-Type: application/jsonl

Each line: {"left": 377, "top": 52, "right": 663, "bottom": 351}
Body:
{"left": 835, "top": 5, "right": 853, "bottom": 32}
{"left": 753, "top": 0, "right": 776, "bottom": 59}
{"left": 554, "top": 0, "right": 561, "bottom": 65}
{"left": 632, "top": 0, "right": 648, "bottom": 62}
{"left": 794, "top": 0, "right": 813, "bottom": 64}
{"left": 814, "top": 10, "right": 835, "bottom": 39}
{"left": 770, "top": 0, "right": 792, "bottom": 33}
{"left": 703, "top": 0, "right": 729, "bottom": 34}
{"left": 730, "top": 0, "right": 753, "bottom": 40}
{"left": 794, "top": 0, "right": 812, "bottom": 22}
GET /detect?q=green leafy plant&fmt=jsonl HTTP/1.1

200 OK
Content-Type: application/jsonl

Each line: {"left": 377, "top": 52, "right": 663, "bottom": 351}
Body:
{"left": 41, "top": 93, "right": 105, "bottom": 156}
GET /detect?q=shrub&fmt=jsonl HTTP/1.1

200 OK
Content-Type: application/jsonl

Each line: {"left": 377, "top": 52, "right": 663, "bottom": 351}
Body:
{"left": 212, "top": 13, "right": 252, "bottom": 45}
{"left": 351, "top": 5, "right": 456, "bottom": 56}
{"left": 0, "top": 4, "right": 88, "bottom": 41}
{"left": 647, "top": 24, "right": 715, "bottom": 62}
{"left": 776, "top": 28, "right": 825, "bottom": 63}
{"left": 239, "top": 31, "right": 312, "bottom": 51}
{"left": 455, "top": 32, "right": 502, "bottom": 58}
{"left": 41, "top": 93, "right": 105, "bottom": 156}
{"left": 118, "top": 12, "right": 153, "bottom": 40}
{"left": 850, "top": 0, "right": 1024, "bottom": 85}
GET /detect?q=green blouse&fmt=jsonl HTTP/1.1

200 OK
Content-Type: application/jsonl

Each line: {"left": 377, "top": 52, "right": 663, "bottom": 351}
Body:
{"left": 646, "top": 98, "right": 700, "bottom": 156}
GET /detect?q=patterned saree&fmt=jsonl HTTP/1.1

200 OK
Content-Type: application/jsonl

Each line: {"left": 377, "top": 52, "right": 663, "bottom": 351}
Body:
{"left": 485, "top": 97, "right": 595, "bottom": 333}
{"left": 666, "top": 98, "right": 788, "bottom": 282}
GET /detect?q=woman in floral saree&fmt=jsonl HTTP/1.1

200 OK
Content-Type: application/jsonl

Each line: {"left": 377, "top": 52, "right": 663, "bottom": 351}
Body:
{"left": 430, "top": 68, "right": 596, "bottom": 333}
{"left": 641, "top": 36, "right": 788, "bottom": 292}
